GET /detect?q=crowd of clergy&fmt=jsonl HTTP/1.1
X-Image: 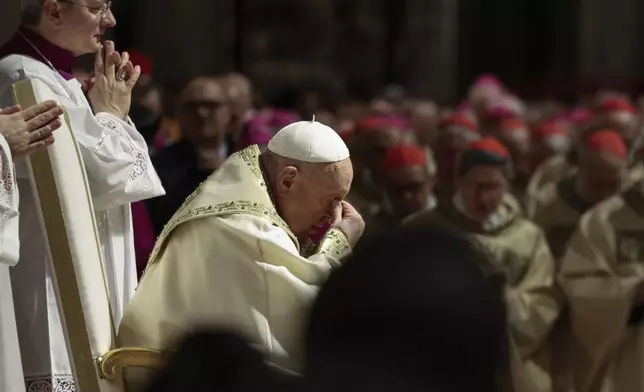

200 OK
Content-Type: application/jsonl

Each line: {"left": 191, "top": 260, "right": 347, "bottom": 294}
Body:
{"left": 2, "top": 0, "right": 644, "bottom": 391}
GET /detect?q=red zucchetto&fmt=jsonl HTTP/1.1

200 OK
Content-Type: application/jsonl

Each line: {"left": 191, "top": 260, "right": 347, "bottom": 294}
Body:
{"left": 382, "top": 144, "right": 427, "bottom": 170}
{"left": 459, "top": 138, "right": 512, "bottom": 177}
{"left": 582, "top": 129, "right": 627, "bottom": 160}
{"left": 595, "top": 98, "right": 635, "bottom": 115}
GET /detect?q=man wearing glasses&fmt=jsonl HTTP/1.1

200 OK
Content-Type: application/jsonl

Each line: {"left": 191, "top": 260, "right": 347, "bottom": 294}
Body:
{"left": 0, "top": 1, "right": 164, "bottom": 391}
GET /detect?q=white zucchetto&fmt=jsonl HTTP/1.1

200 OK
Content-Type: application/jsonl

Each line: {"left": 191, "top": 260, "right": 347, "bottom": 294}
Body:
{"left": 267, "top": 119, "right": 350, "bottom": 163}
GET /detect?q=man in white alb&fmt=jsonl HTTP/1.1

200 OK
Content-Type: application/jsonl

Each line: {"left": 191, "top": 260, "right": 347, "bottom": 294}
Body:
{"left": 0, "top": 0, "right": 164, "bottom": 390}
{"left": 119, "top": 119, "right": 364, "bottom": 390}
{"left": 0, "top": 100, "right": 63, "bottom": 392}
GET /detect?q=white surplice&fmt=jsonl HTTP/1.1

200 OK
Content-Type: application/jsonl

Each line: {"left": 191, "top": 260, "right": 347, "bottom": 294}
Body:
{"left": 0, "top": 54, "right": 164, "bottom": 391}
{"left": 0, "top": 134, "right": 24, "bottom": 392}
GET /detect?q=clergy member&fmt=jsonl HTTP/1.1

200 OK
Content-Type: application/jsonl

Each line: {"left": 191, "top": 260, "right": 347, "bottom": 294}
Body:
{"left": 146, "top": 77, "right": 230, "bottom": 234}
{"left": 529, "top": 129, "right": 628, "bottom": 259}
{"left": 529, "top": 130, "right": 628, "bottom": 392}
{"left": 0, "top": 101, "right": 63, "bottom": 392}
{"left": 364, "top": 143, "right": 436, "bottom": 236}
{"left": 0, "top": 1, "right": 165, "bottom": 389}
{"left": 558, "top": 176, "right": 644, "bottom": 392}
{"left": 407, "top": 138, "right": 562, "bottom": 392}
{"left": 528, "top": 121, "right": 570, "bottom": 180}
{"left": 119, "top": 119, "right": 364, "bottom": 389}
{"left": 496, "top": 117, "right": 532, "bottom": 202}
{"left": 346, "top": 116, "right": 404, "bottom": 220}
{"left": 433, "top": 113, "right": 480, "bottom": 202}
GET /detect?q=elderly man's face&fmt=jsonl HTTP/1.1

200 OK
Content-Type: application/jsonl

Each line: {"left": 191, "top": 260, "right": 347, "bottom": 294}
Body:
{"left": 384, "top": 165, "right": 434, "bottom": 219}
{"left": 276, "top": 159, "right": 353, "bottom": 242}
{"left": 47, "top": 0, "right": 115, "bottom": 55}
{"left": 577, "top": 151, "right": 627, "bottom": 205}
{"left": 435, "top": 130, "right": 473, "bottom": 184}
{"left": 359, "top": 128, "right": 403, "bottom": 174}
{"left": 177, "top": 78, "right": 230, "bottom": 146}
{"left": 457, "top": 166, "right": 508, "bottom": 222}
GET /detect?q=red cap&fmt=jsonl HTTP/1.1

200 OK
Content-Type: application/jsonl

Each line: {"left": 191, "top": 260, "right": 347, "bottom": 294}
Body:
{"left": 467, "top": 138, "right": 510, "bottom": 159}
{"left": 583, "top": 129, "right": 627, "bottom": 160}
{"left": 355, "top": 116, "right": 400, "bottom": 134}
{"left": 128, "top": 49, "right": 153, "bottom": 76}
{"left": 382, "top": 144, "right": 427, "bottom": 170}
{"left": 596, "top": 98, "right": 635, "bottom": 115}
{"left": 500, "top": 117, "right": 527, "bottom": 132}
{"left": 439, "top": 114, "right": 478, "bottom": 132}
{"left": 532, "top": 121, "right": 567, "bottom": 141}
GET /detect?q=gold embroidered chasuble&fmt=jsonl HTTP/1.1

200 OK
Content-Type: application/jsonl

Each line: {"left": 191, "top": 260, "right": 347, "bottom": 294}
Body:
{"left": 118, "top": 146, "right": 351, "bottom": 388}
{"left": 525, "top": 155, "right": 573, "bottom": 217}
{"left": 408, "top": 196, "right": 562, "bottom": 392}
{"left": 558, "top": 180, "right": 644, "bottom": 392}
{"left": 530, "top": 175, "right": 595, "bottom": 261}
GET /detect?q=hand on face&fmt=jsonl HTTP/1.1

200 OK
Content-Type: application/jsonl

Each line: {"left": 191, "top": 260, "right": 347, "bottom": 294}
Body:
{"left": 88, "top": 41, "right": 141, "bottom": 119}
{"left": 0, "top": 101, "right": 63, "bottom": 158}
{"left": 332, "top": 201, "right": 365, "bottom": 248}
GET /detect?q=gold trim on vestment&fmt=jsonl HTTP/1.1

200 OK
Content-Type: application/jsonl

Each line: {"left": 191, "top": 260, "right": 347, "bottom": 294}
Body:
{"left": 316, "top": 228, "right": 351, "bottom": 260}
{"left": 13, "top": 80, "right": 105, "bottom": 392}
{"left": 146, "top": 145, "right": 297, "bottom": 270}
{"left": 97, "top": 347, "right": 164, "bottom": 380}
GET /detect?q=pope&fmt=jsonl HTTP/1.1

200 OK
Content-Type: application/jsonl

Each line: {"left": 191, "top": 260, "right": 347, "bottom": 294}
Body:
{"left": 118, "top": 119, "right": 364, "bottom": 390}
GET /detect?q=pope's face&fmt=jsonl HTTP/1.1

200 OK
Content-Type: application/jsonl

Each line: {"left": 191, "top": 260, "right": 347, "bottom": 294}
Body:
{"left": 277, "top": 159, "right": 353, "bottom": 243}
{"left": 53, "top": 0, "right": 116, "bottom": 55}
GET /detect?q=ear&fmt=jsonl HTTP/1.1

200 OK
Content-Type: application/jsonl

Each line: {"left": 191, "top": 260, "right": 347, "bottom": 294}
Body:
{"left": 43, "top": 0, "right": 64, "bottom": 26}
{"left": 275, "top": 166, "right": 299, "bottom": 196}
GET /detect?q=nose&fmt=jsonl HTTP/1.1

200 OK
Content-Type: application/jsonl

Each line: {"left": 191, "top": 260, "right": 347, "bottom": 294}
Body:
{"left": 101, "top": 9, "right": 117, "bottom": 28}
{"left": 197, "top": 106, "right": 211, "bottom": 118}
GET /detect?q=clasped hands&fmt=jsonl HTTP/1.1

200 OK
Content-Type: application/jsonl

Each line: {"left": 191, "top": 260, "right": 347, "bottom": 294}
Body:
{"left": 86, "top": 40, "right": 141, "bottom": 120}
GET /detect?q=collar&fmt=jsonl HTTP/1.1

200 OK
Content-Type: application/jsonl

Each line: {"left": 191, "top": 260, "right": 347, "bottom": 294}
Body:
{"left": 452, "top": 191, "right": 511, "bottom": 232}
{"left": 0, "top": 27, "right": 76, "bottom": 80}
{"left": 560, "top": 175, "right": 594, "bottom": 214}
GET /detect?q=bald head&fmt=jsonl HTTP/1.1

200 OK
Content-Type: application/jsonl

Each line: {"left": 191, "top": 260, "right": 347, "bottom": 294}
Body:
{"left": 178, "top": 77, "right": 230, "bottom": 147}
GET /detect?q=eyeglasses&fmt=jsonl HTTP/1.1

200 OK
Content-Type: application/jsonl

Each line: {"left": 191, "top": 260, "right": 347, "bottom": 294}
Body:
{"left": 58, "top": 0, "right": 112, "bottom": 15}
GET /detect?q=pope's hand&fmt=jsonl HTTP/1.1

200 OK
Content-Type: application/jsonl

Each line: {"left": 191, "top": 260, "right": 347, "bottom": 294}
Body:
{"left": 0, "top": 101, "right": 63, "bottom": 158}
{"left": 332, "top": 201, "right": 365, "bottom": 248}
{"left": 88, "top": 41, "right": 141, "bottom": 120}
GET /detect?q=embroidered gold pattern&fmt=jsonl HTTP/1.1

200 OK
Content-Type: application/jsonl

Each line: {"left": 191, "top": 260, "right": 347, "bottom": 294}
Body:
{"left": 316, "top": 228, "right": 351, "bottom": 259}
{"left": 146, "top": 146, "right": 296, "bottom": 269}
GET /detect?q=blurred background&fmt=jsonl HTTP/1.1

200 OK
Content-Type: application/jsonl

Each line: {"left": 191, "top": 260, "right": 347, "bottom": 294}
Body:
{"left": 3, "top": 0, "right": 644, "bottom": 105}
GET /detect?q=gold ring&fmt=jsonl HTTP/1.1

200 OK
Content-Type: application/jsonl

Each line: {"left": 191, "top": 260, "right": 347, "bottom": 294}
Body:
{"left": 116, "top": 70, "right": 127, "bottom": 82}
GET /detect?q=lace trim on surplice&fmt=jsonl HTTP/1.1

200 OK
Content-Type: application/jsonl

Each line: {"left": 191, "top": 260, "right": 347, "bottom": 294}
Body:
{"left": 25, "top": 374, "right": 75, "bottom": 392}
{"left": 0, "top": 145, "right": 16, "bottom": 238}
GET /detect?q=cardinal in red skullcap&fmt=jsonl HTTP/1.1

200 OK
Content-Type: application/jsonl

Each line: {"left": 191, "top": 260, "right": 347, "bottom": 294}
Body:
{"left": 530, "top": 121, "right": 571, "bottom": 175}
{"left": 433, "top": 114, "right": 481, "bottom": 202}
{"left": 591, "top": 97, "right": 639, "bottom": 144}
{"left": 345, "top": 116, "right": 407, "bottom": 222}
{"left": 553, "top": 127, "right": 644, "bottom": 392}
{"left": 363, "top": 144, "right": 436, "bottom": 237}
{"left": 529, "top": 128, "right": 628, "bottom": 252}
{"left": 493, "top": 117, "right": 533, "bottom": 201}
{"left": 407, "top": 137, "right": 562, "bottom": 392}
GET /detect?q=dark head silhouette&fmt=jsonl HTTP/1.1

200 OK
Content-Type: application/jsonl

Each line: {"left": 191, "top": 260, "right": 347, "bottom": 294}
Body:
{"left": 146, "top": 223, "right": 506, "bottom": 392}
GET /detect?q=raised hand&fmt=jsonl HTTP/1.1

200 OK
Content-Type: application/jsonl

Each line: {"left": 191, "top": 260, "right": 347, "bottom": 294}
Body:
{"left": 88, "top": 40, "right": 141, "bottom": 119}
{"left": 332, "top": 201, "right": 365, "bottom": 247}
{"left": 0, "top": 101, "right": 63, "bottom": 158}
